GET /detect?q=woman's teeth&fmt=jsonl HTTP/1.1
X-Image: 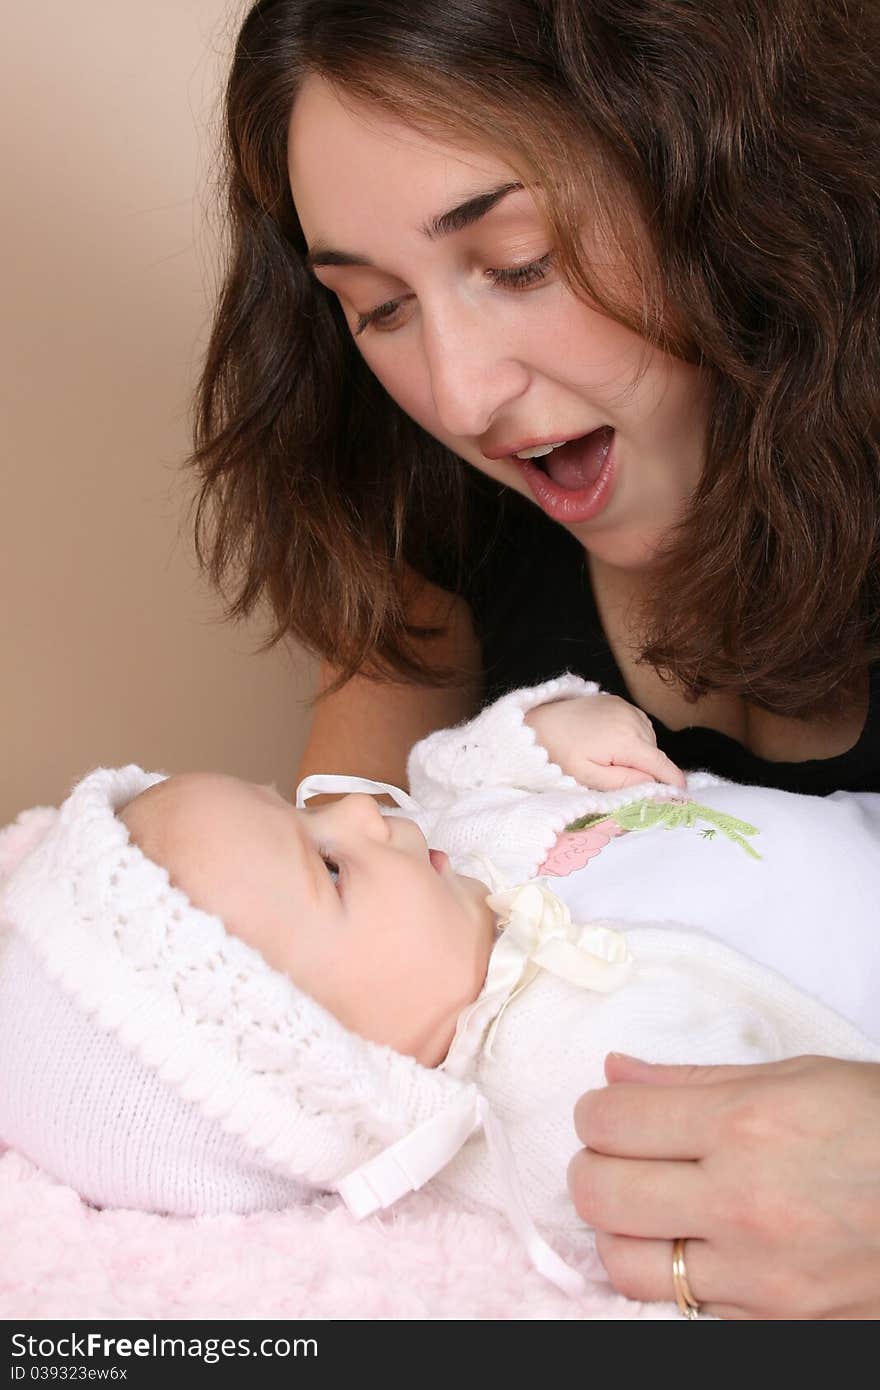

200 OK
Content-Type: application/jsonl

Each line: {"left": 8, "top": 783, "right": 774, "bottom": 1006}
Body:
{"left": 515, "top": 442, "right": 566, "bottom": 460}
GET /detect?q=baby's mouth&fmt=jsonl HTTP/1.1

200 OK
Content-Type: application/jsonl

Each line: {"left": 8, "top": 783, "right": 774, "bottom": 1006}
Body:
{"left": 428, "top": 848, "right": 449, "bottom": 875}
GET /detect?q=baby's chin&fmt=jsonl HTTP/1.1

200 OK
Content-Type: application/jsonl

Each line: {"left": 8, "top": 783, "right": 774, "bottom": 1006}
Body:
{"left": 453, "top": 871, "right": 498, "bottom": 938}
{"left": 451, "top": 867, "right": 489, "bottom": 899}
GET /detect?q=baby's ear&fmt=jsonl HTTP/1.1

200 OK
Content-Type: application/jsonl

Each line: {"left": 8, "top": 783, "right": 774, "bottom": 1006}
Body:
{"left": 0, "top": 807, "right": 59, "bottom": 886}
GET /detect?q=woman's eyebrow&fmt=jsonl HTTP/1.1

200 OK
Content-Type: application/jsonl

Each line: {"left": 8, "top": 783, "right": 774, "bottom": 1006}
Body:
{"left": 305, "top": 180, "right": 524, "bottom": 270}
{"left": 421, "top": 179, "right": 524, "bottom": 239}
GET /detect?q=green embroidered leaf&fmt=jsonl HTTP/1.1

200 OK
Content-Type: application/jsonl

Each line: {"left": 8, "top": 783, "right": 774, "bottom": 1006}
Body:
{"left": 613, "top": 803, "right": 670, "bottom": 831}
{"left": 563, "top": 812, "right": 614, "bottom": 832}
{"left": 563, "top": 796, "right": 762, "bottom": 858}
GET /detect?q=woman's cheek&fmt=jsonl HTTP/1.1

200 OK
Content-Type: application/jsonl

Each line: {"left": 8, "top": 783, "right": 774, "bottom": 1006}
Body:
{"left": 361, "top": 343, "right": 439, "bottom": 436}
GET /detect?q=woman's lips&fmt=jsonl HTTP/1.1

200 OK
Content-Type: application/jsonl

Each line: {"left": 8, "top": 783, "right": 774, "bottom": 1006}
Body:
{"left": 429, "top": 848, "right": 449, "bottom": 874}
{"left": 514, "top": 427, "right": 617, "bottom": 523}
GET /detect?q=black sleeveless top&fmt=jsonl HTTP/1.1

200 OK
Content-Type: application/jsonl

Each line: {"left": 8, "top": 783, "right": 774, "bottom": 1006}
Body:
{"left": 414, "top": 474, "right": 880, "bottom": 795}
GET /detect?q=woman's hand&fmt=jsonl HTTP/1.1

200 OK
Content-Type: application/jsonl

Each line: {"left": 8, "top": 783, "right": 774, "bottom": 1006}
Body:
{"left": 568, "top": 1053, "right": 880, "bottom": 1319}
{"left": 524, "top": 694, "right": 685, "bottom": 791}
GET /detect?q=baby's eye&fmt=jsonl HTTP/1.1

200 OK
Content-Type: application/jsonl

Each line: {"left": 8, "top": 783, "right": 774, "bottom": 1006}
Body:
{"left": 320, "top": 853, "right": 340, "bottom": 884}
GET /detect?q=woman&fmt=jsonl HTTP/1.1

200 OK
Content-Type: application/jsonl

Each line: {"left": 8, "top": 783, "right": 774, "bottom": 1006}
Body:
{"left": 190, "top": 0, "right": 880, "bottom": 1316}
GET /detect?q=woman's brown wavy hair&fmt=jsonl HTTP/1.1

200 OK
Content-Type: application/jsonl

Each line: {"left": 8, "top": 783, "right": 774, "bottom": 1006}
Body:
{"left": 191, "top": 0, "right": 880, "bottom": 715}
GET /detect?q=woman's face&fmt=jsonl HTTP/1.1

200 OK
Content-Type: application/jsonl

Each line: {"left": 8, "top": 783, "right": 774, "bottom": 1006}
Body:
{"left": 288, "top": 76, "right": 711, "bottom": 569}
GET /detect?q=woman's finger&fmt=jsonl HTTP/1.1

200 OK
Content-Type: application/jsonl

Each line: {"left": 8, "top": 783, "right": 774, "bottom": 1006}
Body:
{"left": 573, "top": 1081, "right": 721, "bottom": 1158}
{"left": 603, "top": 1052, "right": 816, "bottom": 1087}
{"left": 594, "top": 1231, "right": 829, "bottom": 1320}
{"left": 566, "top": 1151, "right": 712, "bottom": 1238}
{"left": 594, "top": 1232, "right": 743, "bottom": 1317}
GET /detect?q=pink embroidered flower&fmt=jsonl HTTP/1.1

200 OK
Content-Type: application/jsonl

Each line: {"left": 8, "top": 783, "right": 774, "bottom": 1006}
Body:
{"left": 538, "top": 819, "right": 625, "bottom": 877}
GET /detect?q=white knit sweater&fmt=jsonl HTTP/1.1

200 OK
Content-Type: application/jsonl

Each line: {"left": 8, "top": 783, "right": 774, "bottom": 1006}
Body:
{"left": 401, "top": 676, "right": 880, "bottom": 1242}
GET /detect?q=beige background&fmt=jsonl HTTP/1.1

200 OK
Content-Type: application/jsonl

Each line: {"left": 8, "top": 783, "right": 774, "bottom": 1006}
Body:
{"left": 1, "top": 1, "right": 317, "bottom": 825}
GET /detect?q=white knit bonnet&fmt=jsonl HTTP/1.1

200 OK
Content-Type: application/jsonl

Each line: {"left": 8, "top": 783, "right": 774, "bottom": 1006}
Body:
{"left": 0, "top": 766, "right": 595, "bottom": 1294}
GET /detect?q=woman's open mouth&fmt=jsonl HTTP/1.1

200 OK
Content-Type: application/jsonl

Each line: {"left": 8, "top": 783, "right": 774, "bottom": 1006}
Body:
{"left": 513, "top": 426, "right": 616, "bottom": 523}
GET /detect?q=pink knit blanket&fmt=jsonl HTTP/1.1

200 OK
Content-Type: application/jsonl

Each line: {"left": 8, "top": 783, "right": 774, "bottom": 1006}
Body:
{"left": 0, "top": 808, "right": 677, "bottom": 1321}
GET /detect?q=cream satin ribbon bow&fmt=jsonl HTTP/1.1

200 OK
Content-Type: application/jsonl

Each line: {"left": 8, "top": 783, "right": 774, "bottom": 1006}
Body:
{"left": 443, "top": 879, "right": 634, "bottom": 1080}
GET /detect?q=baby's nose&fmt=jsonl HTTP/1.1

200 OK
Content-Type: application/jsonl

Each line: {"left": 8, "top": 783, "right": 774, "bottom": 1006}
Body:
{"left": 337, "top": 793, "right": 390, "bottom": 838}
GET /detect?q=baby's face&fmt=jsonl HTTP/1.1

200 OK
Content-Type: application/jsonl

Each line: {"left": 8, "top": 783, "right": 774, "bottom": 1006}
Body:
{"left": 119, "top": 774, "right": 495, "bottom": 1066}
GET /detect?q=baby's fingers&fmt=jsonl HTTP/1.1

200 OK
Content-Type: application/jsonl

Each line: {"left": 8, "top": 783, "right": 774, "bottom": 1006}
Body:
{"left": 578, "top": 762, "right": 656, "bottom": 791}
{"left": 628, "top": 742, "right": 687, "bottom": 789}
{"left": 577, "top": 745, "right": 686, "bottom": 791}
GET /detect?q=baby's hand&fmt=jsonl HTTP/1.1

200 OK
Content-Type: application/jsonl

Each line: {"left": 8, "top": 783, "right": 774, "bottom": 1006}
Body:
{"left": 524, "top": 694, "right": 686, "bottom": 791}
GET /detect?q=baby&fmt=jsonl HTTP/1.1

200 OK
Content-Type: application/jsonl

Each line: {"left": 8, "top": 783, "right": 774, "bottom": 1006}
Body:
{"left": 1, "top": 675, "right": 878, "bottom": 1297}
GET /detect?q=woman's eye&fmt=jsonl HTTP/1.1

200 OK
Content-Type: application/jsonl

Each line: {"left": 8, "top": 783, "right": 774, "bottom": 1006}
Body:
{"left": 354, "top": 297, "right": 409, "bottom": 337}
{"left": 353, "top": 253, "right": 553, "bottom": 338}
{"left": 487, "top": 252, "right": 553, "bottom": 290}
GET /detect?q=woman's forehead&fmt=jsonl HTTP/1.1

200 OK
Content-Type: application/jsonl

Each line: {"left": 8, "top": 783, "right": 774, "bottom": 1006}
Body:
{"left": 287, "top": 74, "right": 522, "bottom": 242}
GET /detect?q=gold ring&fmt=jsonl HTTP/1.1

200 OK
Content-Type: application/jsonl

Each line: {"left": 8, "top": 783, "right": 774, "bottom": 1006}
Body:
{"left": 672, "top": 1237, "right": 701, "bottom": 1319}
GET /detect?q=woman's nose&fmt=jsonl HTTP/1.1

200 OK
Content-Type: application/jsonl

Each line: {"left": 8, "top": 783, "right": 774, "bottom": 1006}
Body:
{"left": 422, "top": 302, "right": 530, "bottom": 440}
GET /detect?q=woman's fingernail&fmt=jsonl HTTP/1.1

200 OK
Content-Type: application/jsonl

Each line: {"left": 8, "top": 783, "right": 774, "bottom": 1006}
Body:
{"left": 607, "top": 1052, "right": 647, "bottom": 1064}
